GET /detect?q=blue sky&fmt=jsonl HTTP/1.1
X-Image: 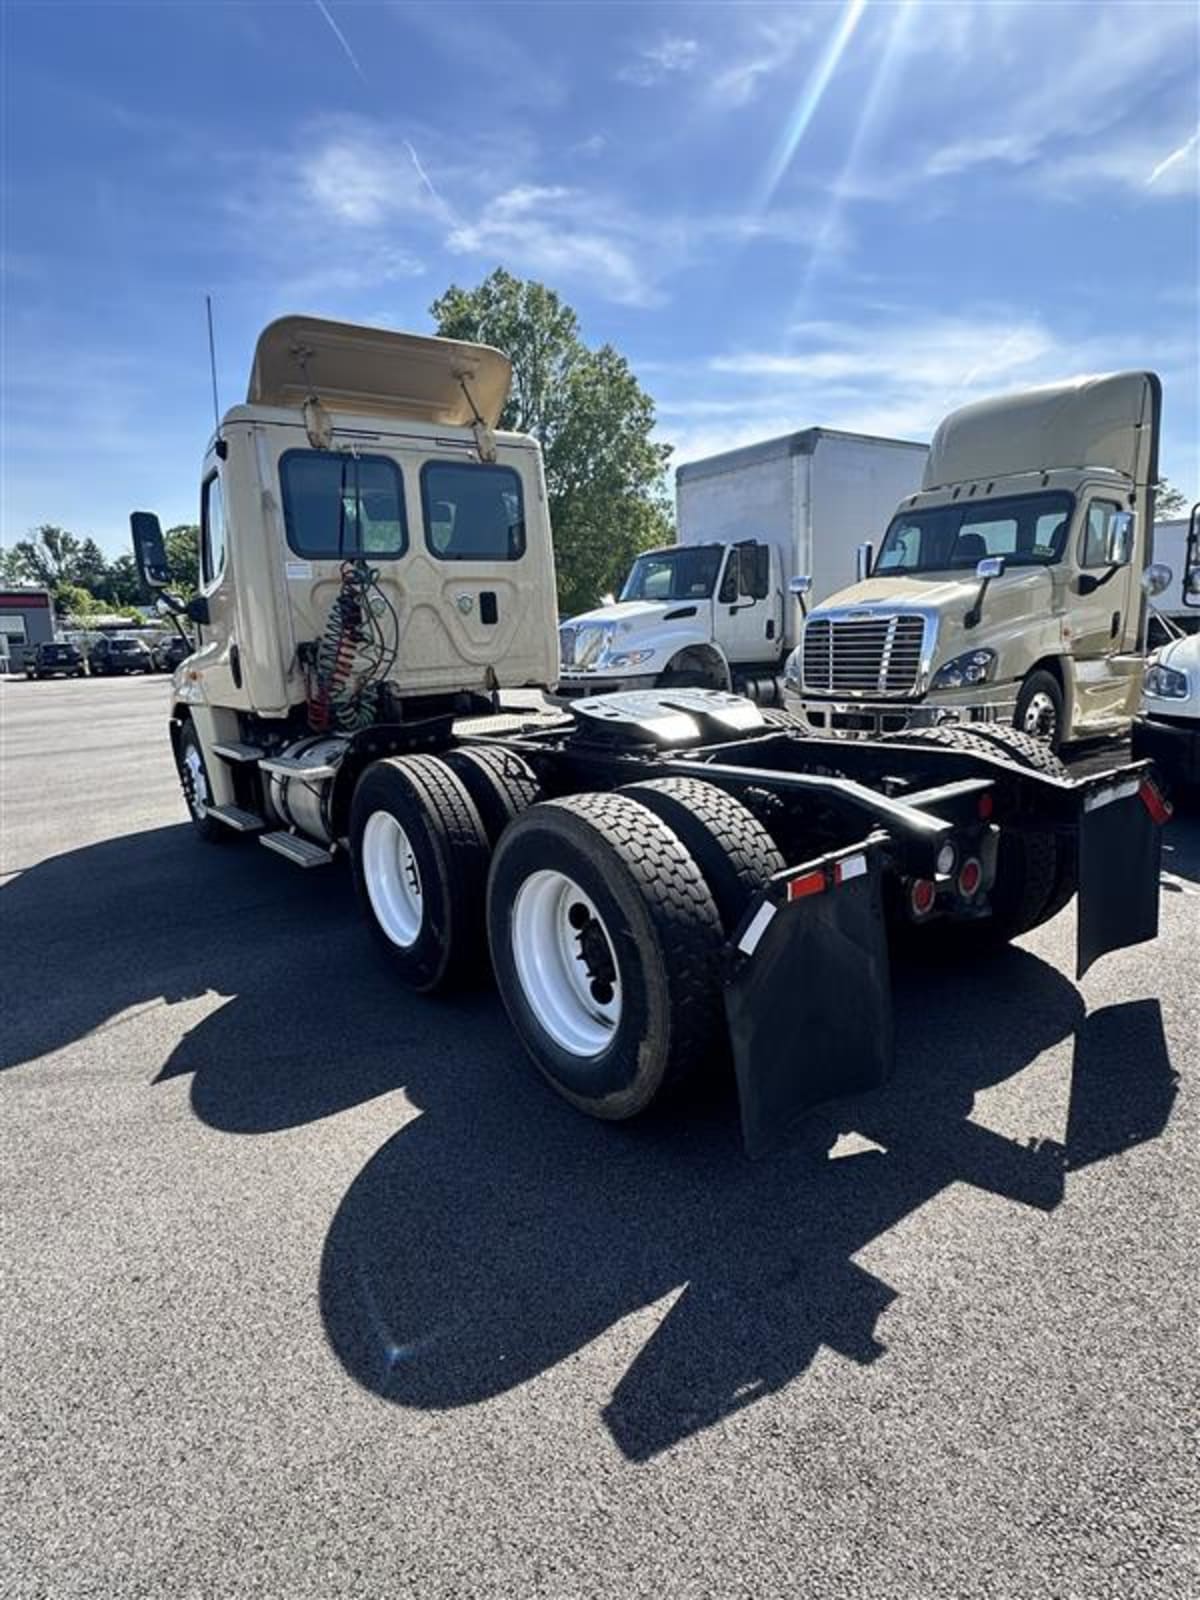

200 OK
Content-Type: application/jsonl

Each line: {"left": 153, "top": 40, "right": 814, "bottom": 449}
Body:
{"left": 4, "top": 0, "right": 1197, "bottom": 555}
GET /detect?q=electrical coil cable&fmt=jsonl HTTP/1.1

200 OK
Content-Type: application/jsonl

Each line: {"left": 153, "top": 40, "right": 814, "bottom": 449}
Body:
{"left": 307, "top": 560, "right": 400, "bottom": 732}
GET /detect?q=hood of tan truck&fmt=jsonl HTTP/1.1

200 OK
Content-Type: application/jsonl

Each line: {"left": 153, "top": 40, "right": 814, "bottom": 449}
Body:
{"left": 248, "top": 315, "right": 512, "bottom": 426}
{"left": 816, "top": 574, "right": 981, "bottom": 611}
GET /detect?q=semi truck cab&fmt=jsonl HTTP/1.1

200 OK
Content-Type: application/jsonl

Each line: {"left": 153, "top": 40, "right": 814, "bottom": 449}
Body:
{"left": 787, "top": 373, "right": 1168, "bottom": 747}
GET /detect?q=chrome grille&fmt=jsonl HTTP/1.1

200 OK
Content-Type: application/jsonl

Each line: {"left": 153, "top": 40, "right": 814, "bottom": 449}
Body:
{"left": 803, "top": 614, "right": 925, "bottom": 696}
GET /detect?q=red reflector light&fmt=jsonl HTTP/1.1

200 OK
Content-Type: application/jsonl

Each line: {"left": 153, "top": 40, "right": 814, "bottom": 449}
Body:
{"left": 1139, "top": 778, "right": 1172, "bottom": 826}
{"left": 787, "top": 869, "right": 826, "bottom": 902}
{"left": 910, "top": 878, "right": 936, "bottom": 917}
{"left": 977, "top": 792, "right": 994, "bottom": 820}
{"left": 957, "top": 858, "right": 982, "bottom": 897}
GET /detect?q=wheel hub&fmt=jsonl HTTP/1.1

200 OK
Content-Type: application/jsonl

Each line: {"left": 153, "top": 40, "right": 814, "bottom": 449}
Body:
{"left": 511, "top": 871, "right": 622, "bottom": 1057}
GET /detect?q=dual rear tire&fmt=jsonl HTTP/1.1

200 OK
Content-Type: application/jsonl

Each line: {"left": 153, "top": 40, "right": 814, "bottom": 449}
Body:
{"left": 351, "top": 753, "right": 781, "bottom": 1120}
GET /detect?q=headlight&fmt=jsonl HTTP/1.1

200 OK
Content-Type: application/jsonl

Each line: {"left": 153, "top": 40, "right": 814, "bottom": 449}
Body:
{"left": 932, "top": 648, "right": 997, "bottom": 691}
{"left": 1145, "top": 662, "right": 1189, "bottom": 699}
{"left": 603, "top": 648, "right": 656, "bottom": 670}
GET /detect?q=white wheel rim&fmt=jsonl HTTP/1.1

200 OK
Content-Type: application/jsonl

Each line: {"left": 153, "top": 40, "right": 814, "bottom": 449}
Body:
{"left": 1021, "top": 691, "right": 1057, "bottom": 738}
{"left": 362, "top": 811, "right": 424, "bottom": 947}
{"left": 183, "top": 744, "right": 208, "bottom": 818}
{"left": 510, "top": 869, "right": 621, "bottom": 1057}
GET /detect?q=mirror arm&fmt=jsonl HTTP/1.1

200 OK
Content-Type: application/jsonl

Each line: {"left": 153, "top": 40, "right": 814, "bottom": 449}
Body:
{"left": 964, "top": 578, "right": 991, "bottom": 630}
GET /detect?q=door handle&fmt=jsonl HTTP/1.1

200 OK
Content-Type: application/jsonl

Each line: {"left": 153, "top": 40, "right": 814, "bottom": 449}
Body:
{"left": 1110, "top": 611, "right": 1120, "bottom": 639}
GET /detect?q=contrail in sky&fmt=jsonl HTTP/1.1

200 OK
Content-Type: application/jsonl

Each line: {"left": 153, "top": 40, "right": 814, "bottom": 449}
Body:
{"left": 314, "top": 0, "right": 367, "bottom": 83}
{"left": 1147, "top": 129, "right": 1198, "bottom": 188}
{"left": 405, "top": 140, "right": 446, "bottom": 211}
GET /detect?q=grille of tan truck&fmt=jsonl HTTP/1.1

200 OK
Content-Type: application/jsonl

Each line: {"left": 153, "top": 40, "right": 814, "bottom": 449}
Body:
{"left": 802, "top": 614, "right": 925, "bottom": 696}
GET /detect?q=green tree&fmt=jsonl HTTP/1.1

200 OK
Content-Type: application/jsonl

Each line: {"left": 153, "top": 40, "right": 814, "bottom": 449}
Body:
{"left": 54, "top": 583, "right": 105, "bottom": 620}
{"left": 431, "top": 269, "right": 673, "bottom": 614}
{"left": 7, "top": 525, "right": 86, "bottom": 589}
{"left": 164, "top": 524, "right": 200, "bottom": 596}
{"left": 1156, "top": 478, "right": 1190, "bottom": 516}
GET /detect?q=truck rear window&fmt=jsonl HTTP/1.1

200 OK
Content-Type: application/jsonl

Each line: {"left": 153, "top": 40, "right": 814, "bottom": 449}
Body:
{"left": 420, "top": 462, "right": 525, "bottom": 561}
{"left": 280, "top": 451, "right": 408, "bottom": 560}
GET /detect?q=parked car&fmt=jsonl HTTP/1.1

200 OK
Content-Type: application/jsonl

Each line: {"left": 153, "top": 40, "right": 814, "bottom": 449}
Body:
{"left": 151, "top": 632, "right": 193, "bottom": 672}
{"left": 26, "top": 640, "right": 86, "bottom": 679}
{"left": 89, "top": 634, "right": 154, "bottom": 675}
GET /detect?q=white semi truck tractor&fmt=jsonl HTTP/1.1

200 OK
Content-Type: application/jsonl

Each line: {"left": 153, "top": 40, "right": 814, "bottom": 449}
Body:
{"left": 557, "top": 429, "right": 927, "bottom": 701}
{"left": 131, "top": 318, "right": 1171, "bottom": 1156}
{"left": 787, "top": 374, "right": 1174, "bottom": 750}
{"left": 1135, "top": 502, "right": 1200, "bottom": 791}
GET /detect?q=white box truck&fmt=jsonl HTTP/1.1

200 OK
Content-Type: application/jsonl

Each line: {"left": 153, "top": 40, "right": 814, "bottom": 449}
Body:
{"left": 556, "top": 428, "right": 928, "bottom": 699}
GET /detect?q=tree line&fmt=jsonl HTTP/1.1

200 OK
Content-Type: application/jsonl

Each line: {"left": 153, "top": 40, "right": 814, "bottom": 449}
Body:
{"left": 0, "top": 523, "right": 199, "bottom": 620}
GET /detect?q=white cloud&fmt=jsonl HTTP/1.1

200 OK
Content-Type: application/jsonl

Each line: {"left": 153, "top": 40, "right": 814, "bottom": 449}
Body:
{"left": 446, "top": 186, "right": 658, "bottom": 307}
{"left": 617, "top": 35, "right": 699, "bottom": 87}
{"left": 917, "top": 3, "right": 1198, "bottom": 199}
{"left": 660, "top": 309, "right": 1196, "bottom": 468}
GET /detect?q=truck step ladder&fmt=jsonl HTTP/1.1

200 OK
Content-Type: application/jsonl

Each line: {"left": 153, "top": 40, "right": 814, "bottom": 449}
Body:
{"left": 259, "top": 830, "right": 334, "bottom": 868}
{"left": 257, "top": 754, "right": 340, "bottom": 782}
{"left": 205, "top": 804, "right": 265, "bottom": 833}
{"left": 212, "top": 742, "right": 266, "bottom": 764}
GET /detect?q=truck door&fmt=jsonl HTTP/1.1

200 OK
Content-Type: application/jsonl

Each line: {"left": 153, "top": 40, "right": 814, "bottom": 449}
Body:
{"left": 1070, "top": 494, "right": 1139, "bottom": 724}
{"left": 719, "top": 542, "right": 778, "bottom": 665}
{"left": 192, "top": 467, "right": 245, "bottom": 705}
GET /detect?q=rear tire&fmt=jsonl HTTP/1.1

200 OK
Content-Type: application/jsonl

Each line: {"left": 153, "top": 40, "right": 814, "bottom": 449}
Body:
{"left": 618, "top": 777, "right": 783, "bottom": 933}
{"left": 488, "top": 792, "right": 725, "bottom": 1120}
{"left": 441, "top": 744, "right": 542, "bottom": 845}
{"left": 879, "top": 723, "right": 1070, "bottom": 942}
{"left": 351, "top": 754, "right": 490, "bottom": 993}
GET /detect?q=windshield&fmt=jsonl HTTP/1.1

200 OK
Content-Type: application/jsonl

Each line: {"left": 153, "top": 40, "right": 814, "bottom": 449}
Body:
{"left": 875, "top": 492, "right": 1074, "bottom": 576}
{"left": 620, "top": 547, "right": 723, "bottom": 603}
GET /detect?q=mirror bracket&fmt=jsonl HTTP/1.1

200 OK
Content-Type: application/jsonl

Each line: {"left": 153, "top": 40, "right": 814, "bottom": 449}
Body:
{"left": 965, "top": 556, "right": 1006, "bottom": 629}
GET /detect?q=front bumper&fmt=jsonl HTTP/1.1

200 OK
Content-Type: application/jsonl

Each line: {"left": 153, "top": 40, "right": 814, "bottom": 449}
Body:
{"left": 1133, "top": 714, "right": 1200, "bottom": 787}
{"left": 789, "top": 681, "right": 1018, "bottom": 737}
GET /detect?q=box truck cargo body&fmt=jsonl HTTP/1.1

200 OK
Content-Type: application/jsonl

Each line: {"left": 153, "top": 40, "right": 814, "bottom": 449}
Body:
{"left": 558, "top": 428, "right": 928, "bottom": 698}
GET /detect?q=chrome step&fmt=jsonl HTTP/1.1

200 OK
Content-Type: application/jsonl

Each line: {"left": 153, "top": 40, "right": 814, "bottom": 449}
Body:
{"left": 259, "top": 830, "right": 334, "bottom": 868}
{"left": 205, "top": 804, "right": 265, "bottom": 833}
{"left": 257, "top": 755, "right": 339, "bottom": 781}
{"left": 212, "top": 741, "right": 265, "bottom": 764}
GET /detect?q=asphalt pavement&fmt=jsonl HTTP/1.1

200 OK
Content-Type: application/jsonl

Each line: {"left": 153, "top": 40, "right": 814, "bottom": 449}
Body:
{"left": 2, "top": 675, "right": 1196, "bottom": 1599}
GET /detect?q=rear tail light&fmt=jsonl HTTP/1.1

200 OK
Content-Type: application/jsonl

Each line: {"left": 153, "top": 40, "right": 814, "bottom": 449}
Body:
{"left": 1139, "top": 777, "right": 1172, "bottom": 825}
{"left": 957, "top": 858, "right": 982, "bottom": 898}
{"left": 909, "top": 878, "right": 936, "bottom": 918}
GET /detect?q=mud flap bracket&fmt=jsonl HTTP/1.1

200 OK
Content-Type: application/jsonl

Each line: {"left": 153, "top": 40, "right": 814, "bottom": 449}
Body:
{"left": 723, "top": 838, "right": 893, "bottom": 1159}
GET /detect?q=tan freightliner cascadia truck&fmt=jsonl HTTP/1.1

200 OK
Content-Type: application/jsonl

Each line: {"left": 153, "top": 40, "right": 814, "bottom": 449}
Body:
{"left": 129, "top": 318, "right": 1171, "bottom": 1157}
{"left": 785, "top": 373, "right": 1172, "bottom": 749}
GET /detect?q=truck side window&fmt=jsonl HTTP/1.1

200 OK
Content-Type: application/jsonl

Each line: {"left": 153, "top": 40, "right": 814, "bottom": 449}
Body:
{"left": 279, "top": 451, "right": 408, "bottom": 560}
{"left": 420, "top": 462, "right": 525, "bottom": 561}
{"left": 1081, "top": 500, "right": 1121, "bottom": 568}
{"left": 201, "top": 474, "right": 226, "bottom": 586}
{"left": 719, "top": 551, "right": 739, "bottom": 603}
{"left": 738, "top": 544, "right": 770, "bottom": 600}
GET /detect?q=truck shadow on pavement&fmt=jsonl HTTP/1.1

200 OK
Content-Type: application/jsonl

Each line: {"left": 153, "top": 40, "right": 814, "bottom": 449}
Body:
{"left": 312, "top": 966, "right": 1175, "bottom": 1461}
{"left": 1, "top": 819, "right": 1183, "bottom": 1461}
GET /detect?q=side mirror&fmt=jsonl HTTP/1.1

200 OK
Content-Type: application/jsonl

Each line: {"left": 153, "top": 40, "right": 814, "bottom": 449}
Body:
{"left": 965, "top": 556, "right": 1005, "bottom": 629}
{"left": 855, "top": 542, "right": 874, "bottom": 583}
{"left": 789, "top": 576, "right": 813, "bottom": 597}
{"left": 1105, "top": 511, "right": 1134, "bottom": 566}
{"left": 1141, "top": 563, "right": 1172, "bottom": 599}
{"left": 185, "top": 596, "right": 211, "bottom": 625}
{"left": 130, "top": 511, "right": 170, "bottom": 590}
{"left": 1185, "top": 569, "right": 1200, "bottom": 606}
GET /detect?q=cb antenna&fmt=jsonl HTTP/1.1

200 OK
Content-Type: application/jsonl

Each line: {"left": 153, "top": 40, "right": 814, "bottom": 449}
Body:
{"left": 205, "top": 294, "right": 221, "bottom": 434}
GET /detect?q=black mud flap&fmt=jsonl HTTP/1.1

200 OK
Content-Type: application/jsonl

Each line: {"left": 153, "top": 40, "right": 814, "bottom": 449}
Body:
{"left": 723, "top": 840, "right": 893, "bottom": 1160}
{"left": 1076, "top": 774, "right": 1165, "bottom": 980}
